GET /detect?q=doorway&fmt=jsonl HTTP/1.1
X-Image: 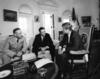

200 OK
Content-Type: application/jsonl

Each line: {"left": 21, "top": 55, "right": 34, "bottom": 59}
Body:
{"left": 42, "top": 13, "right": 55, "bottom": 39}
{"left": 18, "top": 13, "right": 33, "bottom": 45}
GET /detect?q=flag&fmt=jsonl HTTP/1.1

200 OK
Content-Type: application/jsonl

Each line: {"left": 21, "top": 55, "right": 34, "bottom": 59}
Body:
{"left": 72, "top": 7, "right": 77, "bottom": 22}
{"left": 72, "top": 7, "right": 80, "bottom": 31}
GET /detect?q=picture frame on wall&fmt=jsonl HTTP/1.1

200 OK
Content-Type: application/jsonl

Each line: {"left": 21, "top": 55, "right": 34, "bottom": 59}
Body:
{"left": 81, "top": 16, "right": 91, "bottom": 27}
{"left": 3, "top": 9, "right": 17, "bottom": 22}
{"left": 58, "top": 17, "right": 62, "bottom": 22}
{"left": 34, "top": 15, "right": 39, "bottom": 22}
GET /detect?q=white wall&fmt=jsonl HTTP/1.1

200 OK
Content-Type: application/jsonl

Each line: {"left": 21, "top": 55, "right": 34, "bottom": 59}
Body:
{"left": 0, "top": 0, "right": 99, "bottom": 41}
{"left": 0, "top": 0, "right": 40, "bottom": 36}
{"left": 55, "top": 0, "right": 99, "bottom": 27}
{"left": 54, "top": 0, "right": 99, "bottom": 39}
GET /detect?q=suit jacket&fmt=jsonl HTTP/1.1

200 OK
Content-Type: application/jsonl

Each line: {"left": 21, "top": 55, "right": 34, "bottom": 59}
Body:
{"left": 32, "top": 33, "right": 55, "bottom": 57}
{"left": 60, "top": 30, "right": 83, "bottom": 52}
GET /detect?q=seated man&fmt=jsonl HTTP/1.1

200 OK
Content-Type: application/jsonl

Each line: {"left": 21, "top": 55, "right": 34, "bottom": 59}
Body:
{"left": 56, "top": 22, "right": 84, "bottom": 79}
{"left": 4, "top": 28, "right": 27, "bottom": 63}
{"left": 32, "top": 27, "right": 55, "bottom": 61}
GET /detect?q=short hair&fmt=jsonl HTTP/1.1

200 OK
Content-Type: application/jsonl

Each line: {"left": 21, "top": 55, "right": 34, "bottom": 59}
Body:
{"left": 39, "top": 27, "right": 45, "bottom": 32}
{"left": 62, "top": 22, "right": 72, "bottom": 30}
{"left": 13, "top": 28, "right": 20, "bottom": 34}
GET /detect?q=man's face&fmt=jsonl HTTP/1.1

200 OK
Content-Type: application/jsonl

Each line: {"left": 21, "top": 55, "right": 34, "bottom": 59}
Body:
{"left": 14, "top": 30, "right": 22, "bottom": 38}
{"left": 40, "top": 29, "right": 46, "bottom": 36}
{"left": 63, "top": 25, "right": 71, "bottom": 34}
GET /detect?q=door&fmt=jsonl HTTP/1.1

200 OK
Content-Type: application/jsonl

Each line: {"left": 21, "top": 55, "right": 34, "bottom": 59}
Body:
{"left": 42, "top": 13, "right": 55, "bottom": 39}
{"left": 18, "top": 13, "right": 33, "bottom": 45}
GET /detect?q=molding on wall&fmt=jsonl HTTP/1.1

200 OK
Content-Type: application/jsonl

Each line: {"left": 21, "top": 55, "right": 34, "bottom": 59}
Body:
{"left": 35, "top": 0, "right": 58, "bottom": 8}
{"left": 18, "top": 4, "right": 33, "bottom": 14}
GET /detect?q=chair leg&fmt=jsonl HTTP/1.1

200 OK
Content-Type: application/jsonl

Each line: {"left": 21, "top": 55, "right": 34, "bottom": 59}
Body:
{"left": 86, "top": 62, "right": 89, "bottom": 79}
{"left": 51, "top": 63, "right": 59, "bottom": 79}
{"left": 69, "top": 60, "right": 73, "bottom": 79}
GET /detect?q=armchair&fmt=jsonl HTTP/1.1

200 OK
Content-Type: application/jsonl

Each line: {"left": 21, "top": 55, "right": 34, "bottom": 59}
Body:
{"left": 69, "top": 25, "right": 95, "bottom": 79}
{"left": 69, "top": 50, "right": 89, "bottom": 79}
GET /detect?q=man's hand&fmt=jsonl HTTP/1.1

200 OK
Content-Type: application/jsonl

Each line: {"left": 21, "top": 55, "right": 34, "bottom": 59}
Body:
{"left": 40, "top": 47, "right": 45, "bottom": 51}
{"left": 62, "top": 48, "right": 66, "bottom": 52}
{"left": 40, "top": 46, "right": 49, "bottom": 51}
{"left": 45, "top": 46, "right": 49, "bottom": 49}
{"left": 5, "top": 51, "right": 16, "bottom": 58}
{"left": 58, "top": 46, "right": 63, "bottom": 54}
{"left": 17, "top": 51, "right": 22, "bottom": 57}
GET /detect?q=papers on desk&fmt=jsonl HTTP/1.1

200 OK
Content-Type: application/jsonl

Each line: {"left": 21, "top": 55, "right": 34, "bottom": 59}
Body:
{"left": 22, "top": 53, "right": 36, "bottom": 61}
{"left": 0, "top": 70, "right": 11, "bottom": 78}
{"left": 34, "top": 58, "right": 53, "bottom": 69}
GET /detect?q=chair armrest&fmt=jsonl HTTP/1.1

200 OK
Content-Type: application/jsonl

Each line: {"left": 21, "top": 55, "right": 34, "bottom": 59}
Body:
{"left": 70, "top": 50, "right": 89, "bottom": 55}
{"left": 69, "top": 50, "right": 89, "bottom": 63}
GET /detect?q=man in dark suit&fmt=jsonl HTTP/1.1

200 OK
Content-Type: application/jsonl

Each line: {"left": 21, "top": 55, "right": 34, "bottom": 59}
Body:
{"left": 60, "top": 22, "right": 83, "bottom": 52}
{"left": 56, "top": 22, "right": 83, "bottom": 79}
{"left": 32, "top": 27, "right": 55, "bottom": 61}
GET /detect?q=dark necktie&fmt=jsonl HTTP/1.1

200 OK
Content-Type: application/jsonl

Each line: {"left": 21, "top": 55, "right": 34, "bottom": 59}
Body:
{"left": 64, "top": 34, "right": 68, "bottom": 44}
{"left": 17, "top": 38, "right": 19, "bottom": 43}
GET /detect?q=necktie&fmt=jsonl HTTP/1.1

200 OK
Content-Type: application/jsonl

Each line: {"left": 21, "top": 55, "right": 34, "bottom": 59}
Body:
{"left": 17, "top": 38, "right": 19, "bottom": 43}
{"left": 63, "top": 34, "right": 68, "bottom": 44}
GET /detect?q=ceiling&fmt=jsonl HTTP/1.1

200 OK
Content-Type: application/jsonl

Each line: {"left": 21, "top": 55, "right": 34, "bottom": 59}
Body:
{"left": 34, "top": 0, "right": 92, "bottom": 8}
{"left": 34, "top": 0, "right": 59, "bottom": 7}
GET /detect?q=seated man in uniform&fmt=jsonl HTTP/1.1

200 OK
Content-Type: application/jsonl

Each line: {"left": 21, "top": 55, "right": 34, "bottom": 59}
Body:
{"left": 56, "top": 22, "right": 83, "bottom": 79}
{"left": 4, "top": 27, "right": 27, "bottom": 62}
{"left": 32, "top": 27, "right": 55, "bottom": 61}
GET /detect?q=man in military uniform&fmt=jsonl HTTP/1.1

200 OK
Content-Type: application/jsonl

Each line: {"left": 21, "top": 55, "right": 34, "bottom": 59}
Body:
{"left": 4, "top": 28, "right": 27, "bottom": 63}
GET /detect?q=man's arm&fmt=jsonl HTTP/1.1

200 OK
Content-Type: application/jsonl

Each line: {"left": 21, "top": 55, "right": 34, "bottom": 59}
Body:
{"left": 47, "top": 34, "right": 55, "bottom": 49}
{"left": 17, "top": 36, "right": 27, "bottom": 56}
{"left": 21, "top": 36, "right": 27, "bottom": 53}
{"left": 59, "top": 34, "right": 68, "bottom": 47}
{"left": 67, "top": 32, "right": 81, "bottom": 51}
{"left": 47, "top": 34, "right": 55, "bottom": 60}
{"left": 32, "top": 35, "right": 39, "bottom": 56}
{"left": 4, "top": 36, "right": 16, "bottom": 57}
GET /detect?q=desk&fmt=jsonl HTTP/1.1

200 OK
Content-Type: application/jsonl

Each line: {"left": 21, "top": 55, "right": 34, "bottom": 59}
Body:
{"left": 0, "top": 57, "right": 57, "bottom": 79}
{"left": 0, "top": 63, "right": 13, "bottom": 79}
{"left": 13, "top": 58, "right": 57, "bottom": 79}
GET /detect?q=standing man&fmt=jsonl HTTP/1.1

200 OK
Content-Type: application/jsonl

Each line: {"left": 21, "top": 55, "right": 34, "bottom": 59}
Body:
{"left": 32, "top": 27, "right": 55, "bottom": 61}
